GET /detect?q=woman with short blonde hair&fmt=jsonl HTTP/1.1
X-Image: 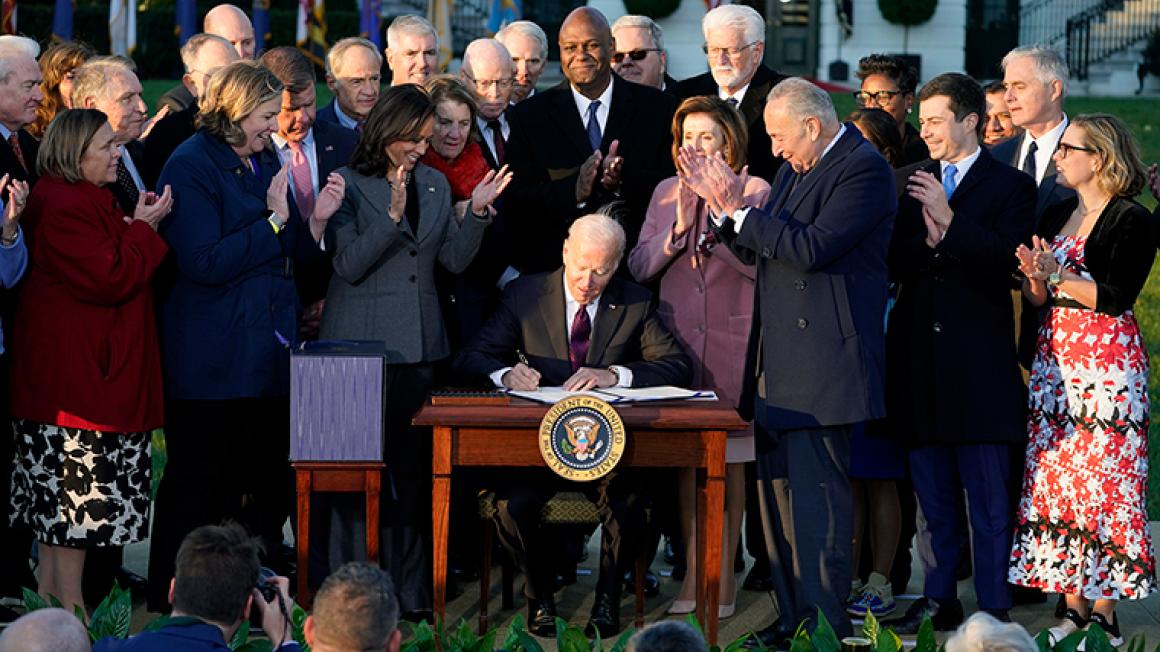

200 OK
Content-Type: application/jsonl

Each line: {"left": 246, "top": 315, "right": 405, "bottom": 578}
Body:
{"left": 196, "top": 60, "right": 283, "bottom": 145}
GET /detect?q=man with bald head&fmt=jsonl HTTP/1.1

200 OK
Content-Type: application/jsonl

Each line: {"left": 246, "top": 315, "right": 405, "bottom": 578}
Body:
{"left": 504, "top": 6, "right": 676, "bottom": 275}
{"left": 461, "top": 38, "right": 514, "bottom": 168}
{"left": 159, "top": 4, "right": 255, "bottom": 112}
{"left": 142, "top": 34, "right": 238, "bottom": 187}
{"left": 0, "top": 608, "right": 90, "bottom": 652}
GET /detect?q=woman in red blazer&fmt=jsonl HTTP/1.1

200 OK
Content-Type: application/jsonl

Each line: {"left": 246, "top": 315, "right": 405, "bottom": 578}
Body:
{"left": 627, "top": 96, "right": 770, "bottom": 618}
{"left": 7, "top": 109, "right": 171, "bottom": 614}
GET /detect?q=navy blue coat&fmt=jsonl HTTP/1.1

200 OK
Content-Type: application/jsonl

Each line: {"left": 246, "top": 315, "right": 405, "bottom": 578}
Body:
{"left": 315, "top": 98, "right": 352, "bottom": 131}
{"left": 717, "top": 125, "right": 897, "bottom": 431}
{"left": 886, "top": 148, "right": 1036, "bottom": 444}
{"left": 158, "top": 130, "right": 312, "bottom": 400}
{"left": 95, "top": 621, "right": 302, "bottom": 652}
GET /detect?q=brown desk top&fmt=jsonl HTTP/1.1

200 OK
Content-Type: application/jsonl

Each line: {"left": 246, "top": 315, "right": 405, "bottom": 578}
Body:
{"left": 413, "top": 396, "right": 748, "bottom": 431}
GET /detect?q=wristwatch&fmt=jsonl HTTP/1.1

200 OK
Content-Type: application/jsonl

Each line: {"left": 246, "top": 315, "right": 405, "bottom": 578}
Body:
{"left": 1047, "top": 271, "right": 1062, "bottom": 287}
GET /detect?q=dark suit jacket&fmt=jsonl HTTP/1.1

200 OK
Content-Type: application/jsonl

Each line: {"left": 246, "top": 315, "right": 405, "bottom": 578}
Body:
{"left": 290, "top": 120, "right": 358, "bottom": 306}
{"left": 158, "top": 83, "right": 195, "bottom": 113}
{"left": 991, "top": 129, "right": 1075, "bottom": 218}
{"left": 0, "top": 128, "right": 38, "bottom": 188}
{"left": 315, "top": 98, "right": 353, "bottom": 131}
{"left": 674, "top": 65, "right": 786, "bottom": 184}
{"left": 504, "top": 75, "right": 677, "bottom": 274}
{"left": 886, "top": 148, "right": 1036, "bottom": 444}
{"left": 110, "top": 140, "right": 148, "bottom": 215}
{"left": 455, "top": 269, "right": 691, "bottom": 388}
{"left": 716, "top": 125, "right": 896, "bottom": 430}
{"left": 141, "top": 102, "right": 197, "bottom": 190}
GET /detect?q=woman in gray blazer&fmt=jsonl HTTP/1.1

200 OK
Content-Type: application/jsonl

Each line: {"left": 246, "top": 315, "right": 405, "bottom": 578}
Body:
{"left": 320, "top": 84, "right": 510, "bottom": 616}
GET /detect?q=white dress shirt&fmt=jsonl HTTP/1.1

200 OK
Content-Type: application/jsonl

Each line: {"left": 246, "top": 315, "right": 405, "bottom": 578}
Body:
{"left": 489, "top": 275, "right": 634, "bottom": 388}
{"left": 571, "top": 79, "right": 613, "bottom": 137}
{"left": 718, "top": 82, "right": 751, "bottom": 106}
{"left": 476, "top": 113, "right": 510, "bottom": 164}
{"left": 1017, "top": 114, "right": 1068, "bottom": 185}
{"left": 940, "top": 145, "right": 982, "bottom": 191}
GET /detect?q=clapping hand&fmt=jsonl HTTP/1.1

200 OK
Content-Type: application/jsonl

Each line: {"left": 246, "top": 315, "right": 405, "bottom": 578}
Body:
{"left": 0, "top": 174, "right": 27, "bottom": 241}
{"left": 1015, "top": 235, "right": 1057, "bottom": 281}
{"left": 575, "top": 149, "right": 603, "bottom": 203}
{"left": 131, "top": 184, "right": 173, "bottom": 230}
{"left": 388, "top": 165, "right": 407, "bottom": 224}
{"left": 676, "top": 147, "right": 746, "bottom": 216}
{"left": 470, "top": 164, "right": 513, "bottom": 216}
{"left": 266, "top": 167, "right": 290, "bottom": 223}
{"left": 600, "top": 140, "right": 623, "bottom": 191}
{"left": 907, "top": 171, "right": 953, "bottom": 231}
{"left": 674, "top": 177, "right": 699, "bottom": 238}
{"left": 140, "top": 104, "right": 171, "bottom": 140}
{"left": 312, "top": 172, "right": 346, "bottom": 223}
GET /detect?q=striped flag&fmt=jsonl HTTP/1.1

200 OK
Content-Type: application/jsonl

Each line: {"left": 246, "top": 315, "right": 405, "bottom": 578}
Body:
{"left": 53, "top": 0, "right": 74, "bottom": 40}
{"left": 486, "top": 0, "right": 520, "bottom": 35}
{"left": 358, "top": 0, "right": 383, "bottom": 48}
{"left": 427, "top": 0, "right": 452, "bottom": 70}
{"left": 1, "top": 0, "right": 15, "bottom": 34}
{"left": 253, "top": 0, "right": 271, "bottom": 55}
{"left": 297, "top": 0, "right": 328, "bottom": 66}
{"left": 109, "top": 0, "right": 137, "bottom": 56}
{"left": 175, "top": 0, "right": 196, "bottom": 45}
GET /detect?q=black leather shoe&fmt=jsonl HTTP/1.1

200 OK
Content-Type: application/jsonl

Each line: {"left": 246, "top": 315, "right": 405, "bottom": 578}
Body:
{"left": 982, "top": 608, "right": 1011, "bottom": 623}
{"left": 1011, "top": 585, "right": 1047, "bottom": 606}
{"left": 742, "top": 617, "right": 797, "bottom": 650}
{"left": 882, "top": 598, "right": 964, "bottom": 635}
{"left": 585, "top": 593, "right": 621, "bottom": 639}
{"left": 623, "top": 569, "right": 660, "bottom": 597}
{"left": 115, "top": 567, "right": 148, "bottom": 596}
{"left": 742, "top": 569, "right": 775, "bottom": 592}
{"left": 1054, "top": 593, "right": 1067, "bottom": 618}
{"left": 528, "top": 598, "right": 557, "bottom": 637}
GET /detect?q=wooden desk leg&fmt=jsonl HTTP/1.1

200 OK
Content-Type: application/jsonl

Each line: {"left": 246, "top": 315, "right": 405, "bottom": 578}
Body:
{"left": 432, "top": 425, "right": 453, "bottom": 631}
{"left": 698, "top": 430, "right": 727, "bottom": 646}
{"left": 366, "top": 470, "right": 381, "bottom": 564}
{"left": 295, "top": 469, "right": 312, "bottom": 609}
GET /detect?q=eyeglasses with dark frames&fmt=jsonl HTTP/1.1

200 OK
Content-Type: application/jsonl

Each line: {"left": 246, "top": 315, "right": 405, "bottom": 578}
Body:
{"left": 852, "top": 89, "right": 902, "bottom": 106}
{"left": 1056, "top": 142, "right": 1096, "bottom": 158}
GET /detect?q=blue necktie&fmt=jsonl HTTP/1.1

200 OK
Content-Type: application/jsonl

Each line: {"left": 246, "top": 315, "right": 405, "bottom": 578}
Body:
{"left": 942, "top": 164, "right": 958, "bottom": 199}
{"left": 585, "top": 100, "right": 602, "bottom": 152}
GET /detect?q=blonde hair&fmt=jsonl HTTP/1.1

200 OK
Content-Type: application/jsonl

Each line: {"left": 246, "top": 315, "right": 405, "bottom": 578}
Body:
{"left": 1071, "top": 113, "right": 1147, "bottom": 197}
{"left": 196, "top": 60, "right": 283, "bottom": 146}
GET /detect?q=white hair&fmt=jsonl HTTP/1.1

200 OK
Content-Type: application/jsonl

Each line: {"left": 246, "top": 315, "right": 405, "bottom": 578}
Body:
{"left": 70, "top": 57, "right": 137, "bottom": 107}
{"left": 945, "top": 613, "right": 1038, "bottom": 652}
{"left": 766, "top": 77, "right": 838, "bottom": 127}
{"left": 1001, "top": 45, "right": 1069, "bottom": 96}
{"left": 567, "top": 213, "right": 626, "bottom": 261}
{"left": 701, "top": 5, "right": 764, "bottom": 45}
{"left": 0, "top": 608, "right": 90, "bottom": 652}
{"left": 496, "top": 21, "right": 549, "bottom": 61}
{"left": 0, "top": 35, "right": 39, "bottom": 59}
{"left": 461, "top": 38, "right": 513, "bottom": 78}
{"left": 611, "top": 15, "right": 665, "bottom": 51}
{"left": 180, "top": 33, "right": 234, "bottom": 72}
{"left": 387, "top": 15, "right": 437, "bottom": 51}
{"left": 327, "top": 36, "right": 383, "bottom": 77}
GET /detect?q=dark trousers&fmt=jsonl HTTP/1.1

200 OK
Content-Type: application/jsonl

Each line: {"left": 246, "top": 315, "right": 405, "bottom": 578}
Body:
{"left": 755, "top": 425, "right": 854, "bottom": 638}
{"left": 147, "top": 396, "right": 290, "bottom": 611}
{"left": 494, "top": 469, "right": 647, "bottom": 602}
{"left": 328, "top": 362, "right": 434, "bottom": 612}
{"left": 908, "top": 443, "right": 1013, "bottom": 611}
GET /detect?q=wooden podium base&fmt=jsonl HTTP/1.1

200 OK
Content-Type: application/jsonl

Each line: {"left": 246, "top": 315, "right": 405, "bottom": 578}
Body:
{"left": 292, "top": 461, "right": 386, "bottom": 608}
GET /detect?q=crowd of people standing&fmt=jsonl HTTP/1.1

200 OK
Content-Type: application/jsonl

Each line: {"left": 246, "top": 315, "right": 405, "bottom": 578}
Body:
{"left": 0, "top": 2, "right": 1156, "bottom": 648}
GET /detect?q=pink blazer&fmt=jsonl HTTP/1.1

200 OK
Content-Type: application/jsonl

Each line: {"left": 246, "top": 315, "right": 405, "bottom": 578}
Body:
{"left": 627, "top": 175, "right": 771, "bottom": 428}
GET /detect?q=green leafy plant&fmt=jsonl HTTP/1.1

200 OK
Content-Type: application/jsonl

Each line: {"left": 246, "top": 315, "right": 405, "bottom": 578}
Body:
{"left": 876, "top": 0, "right": 937, "bottom": 52}
{"left": 22, "top": 582, "right": 133, "bottom": 643}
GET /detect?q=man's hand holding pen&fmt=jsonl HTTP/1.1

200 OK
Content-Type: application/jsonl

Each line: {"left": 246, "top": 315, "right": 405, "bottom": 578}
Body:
{"left": 503, "top": 350, "right": 542, "bottom": 390}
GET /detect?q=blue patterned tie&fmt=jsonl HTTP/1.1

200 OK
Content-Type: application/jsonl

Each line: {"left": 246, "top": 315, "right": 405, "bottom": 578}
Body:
{"left": 585, "top": 100, "right": 602, "bottom": 152}
{"left": 942, "top": 164, "right": 958, "bottom": 200}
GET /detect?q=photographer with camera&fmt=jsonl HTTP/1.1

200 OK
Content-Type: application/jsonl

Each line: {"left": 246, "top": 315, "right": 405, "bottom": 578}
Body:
{"left": 95, "top": 524, "right": 300, "bottom": 651}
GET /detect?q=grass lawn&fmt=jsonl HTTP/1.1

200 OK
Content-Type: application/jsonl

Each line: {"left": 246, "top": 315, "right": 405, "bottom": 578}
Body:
{"left": 138, "top": 79, "right": 1160, "bottom": 516}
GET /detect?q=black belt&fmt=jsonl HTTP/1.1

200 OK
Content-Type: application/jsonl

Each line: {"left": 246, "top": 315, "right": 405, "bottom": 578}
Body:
{"left": 1050, "top": 297, "right": 1088, "bottom": 310}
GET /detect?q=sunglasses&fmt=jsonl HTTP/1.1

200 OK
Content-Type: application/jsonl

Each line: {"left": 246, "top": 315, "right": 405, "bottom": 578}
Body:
{"left": 612, "top": 48, "right": 661, "bottom": 63}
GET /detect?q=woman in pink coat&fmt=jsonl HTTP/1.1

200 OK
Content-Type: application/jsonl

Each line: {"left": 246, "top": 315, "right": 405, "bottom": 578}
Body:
{"left": 628, "top": 95, "right": 770, "bottom": 617}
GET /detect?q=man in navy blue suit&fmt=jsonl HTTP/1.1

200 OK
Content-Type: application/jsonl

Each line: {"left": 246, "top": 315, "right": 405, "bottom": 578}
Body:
{"left": 681, "top": 77, "right": 896, "bottom": 643}
{"left": 316, "top": 37, "right": 382, "bottom": 132}
{"left": 883, "top": 73, "right": 1037, "bottom": 633}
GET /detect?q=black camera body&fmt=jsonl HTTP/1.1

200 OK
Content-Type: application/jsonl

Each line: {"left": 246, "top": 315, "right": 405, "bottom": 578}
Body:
{"left": 256, "top": 566, "right": 279, "bottom": 603}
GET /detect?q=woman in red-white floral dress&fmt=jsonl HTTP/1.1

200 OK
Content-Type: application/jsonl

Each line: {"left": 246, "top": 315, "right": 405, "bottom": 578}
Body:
{"left": 1010, "top": 114, "right": 1156, "bottom": 647}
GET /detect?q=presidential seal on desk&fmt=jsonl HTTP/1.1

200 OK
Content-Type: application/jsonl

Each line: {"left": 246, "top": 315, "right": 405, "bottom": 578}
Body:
{"left": 539, "top": 396, "right": 626, "bottom": 481}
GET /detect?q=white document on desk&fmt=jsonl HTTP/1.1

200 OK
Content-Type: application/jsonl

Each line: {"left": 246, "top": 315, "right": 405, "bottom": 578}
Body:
{"left": 507, "top": 386, "right": 718, "bottom": 404}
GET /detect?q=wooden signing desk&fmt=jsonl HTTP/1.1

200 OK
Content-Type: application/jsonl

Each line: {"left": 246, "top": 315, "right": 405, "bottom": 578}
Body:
{"left": 413, "top": 396, "right": 747, "bottom": 644}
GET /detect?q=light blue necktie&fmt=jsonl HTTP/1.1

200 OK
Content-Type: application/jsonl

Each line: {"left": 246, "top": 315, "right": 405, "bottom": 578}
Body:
{"left": 943, "top": 164, "right": 958, "bottom": 199}
{"left": 586, "top": 100, "right": 602, "bottom": 152}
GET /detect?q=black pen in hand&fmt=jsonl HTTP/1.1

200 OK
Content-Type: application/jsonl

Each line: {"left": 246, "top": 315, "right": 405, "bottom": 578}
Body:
{"left": 516, "top": 349, "right": 533, "bottom": 369}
